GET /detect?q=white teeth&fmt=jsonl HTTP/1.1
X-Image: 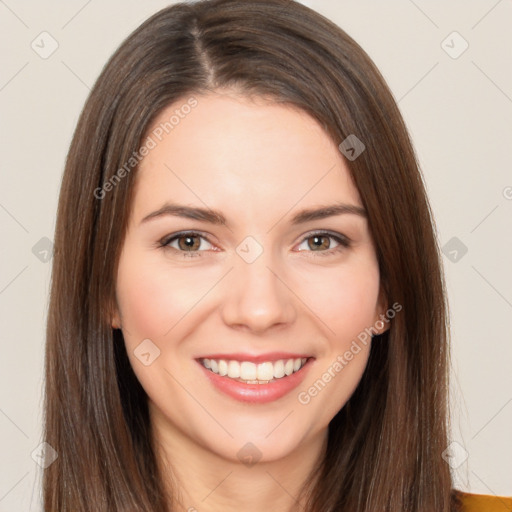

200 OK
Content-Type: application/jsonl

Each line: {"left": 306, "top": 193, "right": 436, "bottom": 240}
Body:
{"left": 240, "top": 361, "right": 257, "bottom": 380}
{"left": 218, "top": 359, "right": 228, "bottom": 376}
{"left": 257, "top": 362, "right": 274, "bottom": 381}
{"left": 201, "top": 357, "right": 308, "bottom": 382}
{"left": 227, "top": 360, "right": 240, "bottom": 378}
{"left": 273, "top": 360, "right": 285, "bottom": 378}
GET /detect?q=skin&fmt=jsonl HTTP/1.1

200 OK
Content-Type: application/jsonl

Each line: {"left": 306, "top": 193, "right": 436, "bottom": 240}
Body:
{"left": 112, "top": 89, "right": 388, "bottom": 511}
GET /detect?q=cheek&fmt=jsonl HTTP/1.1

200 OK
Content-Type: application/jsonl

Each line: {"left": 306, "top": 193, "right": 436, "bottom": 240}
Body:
{"left": 295, "top": 256, "right": 381, "bottom": 345}
{"left": 294, "top": 261, "right": 379, "bottom": 423}
{"left": 115, "top": 248, "right": 213, "bottom": 344}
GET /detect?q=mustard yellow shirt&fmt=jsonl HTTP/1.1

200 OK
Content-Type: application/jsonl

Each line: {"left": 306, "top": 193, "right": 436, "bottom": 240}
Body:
{"left": 458, "top": 491, "right": 512, "bottom": 511}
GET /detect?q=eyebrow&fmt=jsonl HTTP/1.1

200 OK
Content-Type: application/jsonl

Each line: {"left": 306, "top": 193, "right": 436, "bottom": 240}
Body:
{"left": 140, "top": 202, "right": 367, "bottom": 227}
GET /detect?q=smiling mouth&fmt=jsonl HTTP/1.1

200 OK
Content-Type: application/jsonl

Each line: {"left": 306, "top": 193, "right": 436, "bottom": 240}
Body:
{"left": 200, "top": 357, "right": 309, "bottom": 384}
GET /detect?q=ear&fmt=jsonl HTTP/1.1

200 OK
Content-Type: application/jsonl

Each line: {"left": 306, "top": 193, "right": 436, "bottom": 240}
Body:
{"left": 373, "top": 286, "right": 390, "bottom": 336}
{"left": 110, "top": 299, "right": 122, "bottom": 330}
{"left": 111, "top": 311, "right": 121, "bottom": 329}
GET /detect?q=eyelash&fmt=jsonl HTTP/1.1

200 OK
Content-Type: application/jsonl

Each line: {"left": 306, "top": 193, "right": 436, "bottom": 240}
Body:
{"left": 157, "top": 230, "right": 351, "bottom": 259}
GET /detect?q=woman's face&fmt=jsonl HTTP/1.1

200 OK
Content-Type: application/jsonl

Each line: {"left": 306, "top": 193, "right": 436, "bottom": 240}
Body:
{"left": 113, "top": 90, "right": 387, "bottom": 464}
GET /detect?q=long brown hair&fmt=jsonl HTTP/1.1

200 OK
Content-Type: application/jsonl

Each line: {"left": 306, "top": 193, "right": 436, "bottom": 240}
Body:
{"left": 43, "top": 0, "right": 457, "bottom": 510}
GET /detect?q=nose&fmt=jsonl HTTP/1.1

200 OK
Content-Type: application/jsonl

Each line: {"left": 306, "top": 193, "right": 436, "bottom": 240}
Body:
{"left": 220, "top": 247, "right": 297, "bottom": 334}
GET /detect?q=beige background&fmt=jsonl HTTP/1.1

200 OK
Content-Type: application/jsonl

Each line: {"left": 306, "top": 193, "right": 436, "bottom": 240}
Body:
{"left": 1, "top": 0, "right": 511, "bottom": 509}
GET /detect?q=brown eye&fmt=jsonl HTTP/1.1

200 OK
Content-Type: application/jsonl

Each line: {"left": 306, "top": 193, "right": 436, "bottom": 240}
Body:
{"left": 159, "top": 231, "right": 214, "bottom": 258}
{"left": 296, "top": 231, "right": 351, "bottom": 256}
{"left": 176, "top": 234, "right": 201, "bottom": 251}
{"left": 307, "top": 235, "right": 331, "bottom": 251}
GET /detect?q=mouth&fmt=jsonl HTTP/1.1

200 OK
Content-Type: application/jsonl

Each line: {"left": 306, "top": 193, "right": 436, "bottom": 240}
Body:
{"left": 200, "top": 356, "right": 308, "bottom": 384}
{"left": 196, "top": 353, "right": 314, "bottom": 403}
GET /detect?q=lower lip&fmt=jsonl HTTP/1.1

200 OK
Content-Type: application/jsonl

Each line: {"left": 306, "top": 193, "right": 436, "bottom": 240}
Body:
{"left": 198, "top": 359, "right": 313, "bottom": 403}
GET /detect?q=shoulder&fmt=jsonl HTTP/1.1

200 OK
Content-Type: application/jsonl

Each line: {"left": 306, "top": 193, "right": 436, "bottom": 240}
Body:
{"left": 453, "top": 490, "right": 512, "bottom": 512}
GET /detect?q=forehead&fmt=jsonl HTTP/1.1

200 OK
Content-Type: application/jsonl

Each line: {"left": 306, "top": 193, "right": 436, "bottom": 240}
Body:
{"left": 132, "top": 91, "right": 362, "bottom": 224}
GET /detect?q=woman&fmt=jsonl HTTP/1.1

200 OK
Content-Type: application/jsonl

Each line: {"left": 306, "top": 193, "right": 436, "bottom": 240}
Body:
{"left": 42, "top": 0, "right": 511, "bottom": 510}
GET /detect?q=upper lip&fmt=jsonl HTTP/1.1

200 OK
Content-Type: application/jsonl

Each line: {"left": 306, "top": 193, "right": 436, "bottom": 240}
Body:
{"left": 197, "top": 352, "right": 312, "bottom": 363}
